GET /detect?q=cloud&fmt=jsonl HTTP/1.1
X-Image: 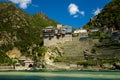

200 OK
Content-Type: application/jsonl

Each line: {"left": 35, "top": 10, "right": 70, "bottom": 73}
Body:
{"left": 68, "top": 3, "right": 79, "bottom": 15}
{"left": 79, "top": 11, "right": 85, "bottom": 16}
{"left": 73, "top": 15, "right": 79, "bottom": 18}
{"left": 31, "top": 4, "right": 39, "bottom": 7}
{"left": 93, "top": 8, "right": 102, "bottom": 16}
{"left": 68, "top": 3, "right": 85, "bottom": 17}
{"left": 9, "top": 0, "right": 32, "bottom": 9}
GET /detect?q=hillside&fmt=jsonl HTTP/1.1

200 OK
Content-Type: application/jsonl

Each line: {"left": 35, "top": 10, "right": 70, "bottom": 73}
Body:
{"left": 84, "top": 0, "right": 120, "bottom": 30}
{"left": 0, "top": 2, "right": 58, "bottom": 65}
{"left": 82, "top": 0, "right": 120, "bottom": 70}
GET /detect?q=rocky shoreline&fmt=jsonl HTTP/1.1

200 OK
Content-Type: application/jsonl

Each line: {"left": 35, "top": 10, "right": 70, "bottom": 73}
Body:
{"left": 0, "top": 60, "right": 120, "bottom": 71}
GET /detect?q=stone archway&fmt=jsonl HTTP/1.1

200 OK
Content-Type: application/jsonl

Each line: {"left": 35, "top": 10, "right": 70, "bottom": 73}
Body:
{"left": 29, "top": 64, "right": 33, "bottom": 68}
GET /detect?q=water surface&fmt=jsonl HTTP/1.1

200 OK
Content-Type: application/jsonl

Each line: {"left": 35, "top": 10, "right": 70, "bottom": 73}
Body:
{"left": 0, "top": 70, "right": 120, "bottom": 80}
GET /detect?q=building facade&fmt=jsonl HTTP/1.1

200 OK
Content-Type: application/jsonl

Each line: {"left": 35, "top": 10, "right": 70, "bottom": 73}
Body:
{"left": 43, "top": 24, "right": 72, "bottom": 47}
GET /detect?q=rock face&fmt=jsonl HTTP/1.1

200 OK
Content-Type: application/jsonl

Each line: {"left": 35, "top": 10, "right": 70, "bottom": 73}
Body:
{"left": 44, "top": 49, "right": 56, "bottom": 64}
{"left": 44, "top": 46, "right": 70, "bottom": 70}
{"left": 43, "top": 35, "right": 97, "bottom": 69}
{"left": 6, "top": 47, "right": 21, "bottom": 59}
{"left": 113, "top": 62, "right": 120, "bottom": 70}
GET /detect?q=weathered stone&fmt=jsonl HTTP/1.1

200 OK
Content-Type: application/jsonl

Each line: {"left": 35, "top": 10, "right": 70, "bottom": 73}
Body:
{"left": 6, "top": 47, "right": 22, "bottom": 59}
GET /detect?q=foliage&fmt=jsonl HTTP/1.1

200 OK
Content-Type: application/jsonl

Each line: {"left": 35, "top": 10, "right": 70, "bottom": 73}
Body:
{"left": 99, "top": 59, "right": 119, "bottom": 65}
{"left": 95, "top": 41, "right": 120, "bottom": 48}
{"left": 84, "top": 0, "right": 120, "bottom": 30}
{"left": 0, "top": 44, "right": 14, "bottom": 52}
{"left": 0, "top": 2, "right": 58, "bottom": 65}
{"left": 99, "top": 34, "right": 110, "bottom": 42}
{"left": 91, "top": 48, "right": 96, "bottom": 54}
{"left": 76, "top": 61, "right": 94, "bottom": 67}
{"left": 54, "top": 56, "right": 62, "bottom": 62}
{"left": 0, "top": 50, "right": 12, "bottom": 65}
{"left": 89, "top": 31, "right": 101, "bottom": 39}
{"left": 32, "top": 46, "right": 47, "bottom": 57}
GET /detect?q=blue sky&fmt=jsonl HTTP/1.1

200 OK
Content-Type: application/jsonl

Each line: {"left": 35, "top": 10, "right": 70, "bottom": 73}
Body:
{"left": 1, "top": 0, "right": 112, "bottom": 28}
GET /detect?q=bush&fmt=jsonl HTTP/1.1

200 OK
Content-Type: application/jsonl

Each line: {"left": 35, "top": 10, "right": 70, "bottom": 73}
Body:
{"left": 91, "top": 48, "right": 96, "bottom": 54}
{"left": 99, "top": 34, "right": 110, "bottom": 42}
{"left": 54, "top": 56, "right": 62, "bottom": 62}
{"left": 99, "top": 59, "right": 118, "bottom": 65}
{"left": 77, "top": 61, "right": 93, "bottom": 67}
{"left": 89, "top": 31, "right": 101, "bottom": 39}
{"left": 0, "top": 50, "right": 12, "bottom": 65}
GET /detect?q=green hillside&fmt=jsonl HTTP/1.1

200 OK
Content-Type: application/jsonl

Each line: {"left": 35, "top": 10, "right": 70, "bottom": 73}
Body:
{"left": 84, "top": 0, "right": 120, "bottom": 30}
{"left": 0, "top": 2, "right": 58, "bottom": 65}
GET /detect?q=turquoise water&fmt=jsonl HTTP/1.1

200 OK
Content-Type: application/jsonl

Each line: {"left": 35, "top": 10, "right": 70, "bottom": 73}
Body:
{"left": 0, "top": 70, "right": 120, "bottom": 80}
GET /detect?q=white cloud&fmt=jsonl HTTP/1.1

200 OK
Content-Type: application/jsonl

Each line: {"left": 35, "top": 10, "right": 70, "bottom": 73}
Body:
{"left": 93, "top": 8, "right": 102, "bottom": 16}
{"left": 9, "top": 0, "right": 32, "bottom": 9}
{"left": 68, "top": 3, "right": 85, "bottom": 17}
{"left": 79, "top": 11, "right": 85, "bottom": 16}
{"left": 68, "top": 3, "right": 79, "bottom": 15}
{"left": 73, "top": 15, "right": 79, "bottom": 18}
{"left": 31, "top": 4, "right": 39, "bottom": 7}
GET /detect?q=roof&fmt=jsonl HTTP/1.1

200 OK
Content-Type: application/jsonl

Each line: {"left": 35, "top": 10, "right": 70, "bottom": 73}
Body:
{"left": 74, "top": 29, "right": 87, "bottom": 33}
{"left": 61, "top": 26, "right": 72, "bottom": 33}
{"left": 19, "top": 56, "right": 26, "bottom": 60}
{"left": 24, "top": 59, "right": 34, "bottom": 63}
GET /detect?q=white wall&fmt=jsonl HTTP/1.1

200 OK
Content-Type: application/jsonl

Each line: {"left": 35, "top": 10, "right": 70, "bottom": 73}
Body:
{"left": 74, "top": 29, "right": 87, "bottom": 33}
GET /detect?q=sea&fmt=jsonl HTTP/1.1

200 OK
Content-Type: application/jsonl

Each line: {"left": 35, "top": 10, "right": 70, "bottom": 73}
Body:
{"left": 0, "top": 70, "right": 120, "bottom": 80}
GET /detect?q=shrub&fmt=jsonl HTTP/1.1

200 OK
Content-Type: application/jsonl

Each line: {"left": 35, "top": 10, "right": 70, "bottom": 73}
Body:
{"left": 91, "top": 48, "right": 96, "bottom": 54}
{"left": 76, "top": 61, "right": 93, "bottom": 67}
{"left": 54, "top": 56, "right": 62, "bottom": 62}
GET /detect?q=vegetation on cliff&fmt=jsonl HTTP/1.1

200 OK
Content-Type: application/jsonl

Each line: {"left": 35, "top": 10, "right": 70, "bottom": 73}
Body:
{"left": 0, "top": 2, "right": 58, "bottom": 65}
{"left": 82, "top": 0, "right": 120, "bottom": 69}
{"left": 84, "top": 0, "right": 120, "bottom": 30}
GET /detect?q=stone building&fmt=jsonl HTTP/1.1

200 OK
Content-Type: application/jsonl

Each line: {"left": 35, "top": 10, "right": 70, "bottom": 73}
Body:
{"left": 43, "top": 24, "right": 72, "bottom": 47}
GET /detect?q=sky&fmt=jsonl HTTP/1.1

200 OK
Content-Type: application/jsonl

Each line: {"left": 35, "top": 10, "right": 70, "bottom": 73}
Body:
{"left": 0, "top": 0, "right": 112, "bottom": 28}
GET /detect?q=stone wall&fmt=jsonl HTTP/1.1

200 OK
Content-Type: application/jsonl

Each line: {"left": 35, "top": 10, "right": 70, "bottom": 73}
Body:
{"left": 0, "top": 66, "right": 14, "bottom": 70}
{"left": 44, "top": 34, "right": 72, "bottom": 47}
